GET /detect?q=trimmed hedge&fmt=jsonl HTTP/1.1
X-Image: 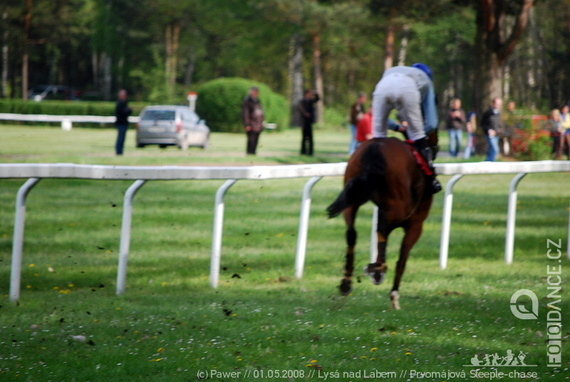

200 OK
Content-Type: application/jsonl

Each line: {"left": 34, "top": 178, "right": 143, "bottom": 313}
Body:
{"left": 0, "top": 81, "right": 289, "bottom": 132}
{"left": 195, "top": 78, "right": 289, "bottom": 133}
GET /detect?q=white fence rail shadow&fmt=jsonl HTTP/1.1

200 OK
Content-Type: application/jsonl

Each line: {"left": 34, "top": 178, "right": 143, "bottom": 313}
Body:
{"left": 1, "top": 160, "right": 569, "bottom": 302}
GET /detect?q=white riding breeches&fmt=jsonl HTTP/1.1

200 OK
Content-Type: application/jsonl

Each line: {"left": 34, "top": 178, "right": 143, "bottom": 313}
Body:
{"left": 372, "top": 73, "right": 426, "bottom": 141}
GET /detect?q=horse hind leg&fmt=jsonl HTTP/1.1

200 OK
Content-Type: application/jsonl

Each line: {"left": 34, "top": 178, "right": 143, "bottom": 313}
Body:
{"left": 365, "top": 237, "right": 387, "bottom": 285}
{"left": 339, "top": 226, "right": 356, "bottom": 295}
{"left": 339, "top": 207, "right": 358, "bottom": 296}
{"left": 390, "top": 291, "right": 401, "bottom": 310}
{"left": 365, "top": 208, "right": 389, "bottom": 285}
{"left": 390, "top": 222, "right": 423, "bottom": 310}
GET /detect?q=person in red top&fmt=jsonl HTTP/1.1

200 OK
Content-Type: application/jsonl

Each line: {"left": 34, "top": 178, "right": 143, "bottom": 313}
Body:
{"left": 356, "top": 110, "right": 373, "bottom": 144}
{"left": 354, "top": 110, "right": 406, "bottom": 150}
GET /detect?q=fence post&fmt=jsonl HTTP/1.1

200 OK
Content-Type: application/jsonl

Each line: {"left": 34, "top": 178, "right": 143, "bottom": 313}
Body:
{"left": 505, "top": 173, "right": 526, "bottom": 264}
{"left": 295, "top": 176, "right": 321, "bottom": 279}
{"left": 210, "top": 179, "right": 237, "bottom": 288}
{"left": 370, "top": 206, "right": 379, "bottom": 263}
{"left": 10, "top": 178, "right": 41, "bottom": 302}
{"left": 61, "top": 119, "right": 72, "bottom": 131}
{"left": 439, "top": 174, "right": 463, "bottom": 270}
{"left": 116, "top": 180, "right": 146, "bottom": 295}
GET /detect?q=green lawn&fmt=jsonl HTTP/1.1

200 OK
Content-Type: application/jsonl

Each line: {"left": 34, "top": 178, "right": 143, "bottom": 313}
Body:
{"left": 0, "top": 125, "right": 568, "bottom": 381}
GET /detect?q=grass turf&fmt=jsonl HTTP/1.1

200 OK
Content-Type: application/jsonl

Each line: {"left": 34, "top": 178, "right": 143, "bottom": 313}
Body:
{"left": 0, "top": 125, "right": 568, "bottom": 381}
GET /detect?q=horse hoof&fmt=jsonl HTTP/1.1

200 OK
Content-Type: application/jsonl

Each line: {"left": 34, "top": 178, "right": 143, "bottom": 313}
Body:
{"left": 339, "top": 280, "right": 352, "bottom": 296}
{"left": 371, "top": 272, "right": 385, "bottom": 285}
{"left": 364, "top": 264, "right": 386, "bottom": 285}
{"left": 390, "top": 291, "right": 401, "bottom": 310}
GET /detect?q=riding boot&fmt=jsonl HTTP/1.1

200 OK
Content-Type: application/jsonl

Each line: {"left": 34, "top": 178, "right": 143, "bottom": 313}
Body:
{"left": 413, "top": 138, "right": 442, "bottom": 194}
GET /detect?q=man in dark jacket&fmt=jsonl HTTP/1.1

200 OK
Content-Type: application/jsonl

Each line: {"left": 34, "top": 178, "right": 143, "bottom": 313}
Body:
{"left": 298, "top": 89, "right": 320, "bottom": 155}
{"left": 114, "top": 89, "right": 132, "bottom": 156}
{"left": 242, "top": 87, "right": 264, "bottom": 155}
{"left": 480, "top": 97, "right": 503, "bottom": 161}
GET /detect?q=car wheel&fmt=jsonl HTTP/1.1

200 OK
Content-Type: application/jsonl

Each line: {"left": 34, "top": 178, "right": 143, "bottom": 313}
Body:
{"left": 179, "top": 137, "right": 189, "bottom": 150}
{"left": 201, "top": 135, "right": 210, "bottom": 150}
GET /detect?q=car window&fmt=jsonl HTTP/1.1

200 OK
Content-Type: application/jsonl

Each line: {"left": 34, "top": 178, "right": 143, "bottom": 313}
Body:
{"left": 141, "top": 110, "right": 176, "bottom": 121}
{"left": 178, "top": 109, "right": 192, "bottom": 122}
{"left": 189, "top": 111, "right": 199, "bottom": 123}
{"left": 180, "top": 109, "right": 198, "bottom": 123}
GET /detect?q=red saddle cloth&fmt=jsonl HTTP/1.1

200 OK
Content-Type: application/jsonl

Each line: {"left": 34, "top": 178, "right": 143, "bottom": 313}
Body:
{"left": 405, "top": 140, "right": 433, "bottom": 176}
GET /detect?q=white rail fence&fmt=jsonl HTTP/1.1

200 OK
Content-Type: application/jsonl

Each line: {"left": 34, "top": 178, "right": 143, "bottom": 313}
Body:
{"left": 0, "top": 113, "right": 139, "bottom": 130}
{"left": 1, "top": 161, "right": 569, "bottom": 302}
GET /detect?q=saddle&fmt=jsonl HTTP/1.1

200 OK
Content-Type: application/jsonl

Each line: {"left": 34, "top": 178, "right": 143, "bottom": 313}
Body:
{"left": 405, "top": 140, "right": 433, "bottom": 176}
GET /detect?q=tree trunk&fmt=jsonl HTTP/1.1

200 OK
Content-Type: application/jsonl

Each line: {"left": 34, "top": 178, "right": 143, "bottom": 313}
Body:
{"left": 102, "top": 54, "right": 112, "bottom": 101}
{"left": 184, "top": 51, "right": 196, "bottom": 88}
{"left": 473, "top": 0, "right": 535, "bottom": 112}
{"left": 92, "top": 52, "right": 99, "bottom": 89}
{"left": 383, "top": 7, "right": 397, "bottom": 71}
{"left": 22, "top": 0, "right": 32, "bottom": 100}
{"left": 1, "top": 11, "right": 8, "bottom": 98}
{"left": 473, "top": 15, "right": 502, "bottom": 112}
{"left": 397, "top": 24, "right": 410, "bottom": 66}
{"left": 172, "top": 24, "right": 180, "bottom": 87}
{"left": 165, "top": 24, "right": 172, "bottom": 93}
{"left": 165, "top": 23, "right": 180, "bottom": 100}
{"left": 289, "top": 33, "right": 304, "bottom": 127}
{"left": 312, "top": 32, "right": 323, "bottom": 123}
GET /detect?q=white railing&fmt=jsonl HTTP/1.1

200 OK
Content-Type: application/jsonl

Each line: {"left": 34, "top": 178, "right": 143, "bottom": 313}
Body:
{"left": 1, "top": 160, "right": 569, "bottom": 302}
{"left": 0, "top": 113, "right": 139, "bottom": 130}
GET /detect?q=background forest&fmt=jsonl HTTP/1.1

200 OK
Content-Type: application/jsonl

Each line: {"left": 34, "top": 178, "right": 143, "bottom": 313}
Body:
{"left": 1, "top": 0, "right": 569, "bottom": 123}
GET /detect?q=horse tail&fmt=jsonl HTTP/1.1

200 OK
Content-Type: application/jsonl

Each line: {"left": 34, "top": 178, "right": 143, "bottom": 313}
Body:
{"left": 327, "top": 141, "right": 387, "bottom": 218}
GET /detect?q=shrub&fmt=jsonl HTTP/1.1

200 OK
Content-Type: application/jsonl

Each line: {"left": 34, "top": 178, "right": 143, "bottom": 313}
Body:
{"left": 195, "top": 78, "right": 289, "bottom": 133}
{"left": 317, "top": 107, "right": 349, "bottom": 130}
{"left": 511, "top": 127, "right": 552, "bottom": 160}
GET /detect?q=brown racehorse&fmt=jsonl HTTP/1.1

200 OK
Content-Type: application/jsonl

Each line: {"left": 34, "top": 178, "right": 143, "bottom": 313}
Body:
{"left": 326, "top": 131, "right": 438, "bottom": 309}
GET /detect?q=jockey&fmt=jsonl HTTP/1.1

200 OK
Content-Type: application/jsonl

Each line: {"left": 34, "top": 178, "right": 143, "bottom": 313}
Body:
{"left": 371, "top": 63, "right": 442, "bottom": 194}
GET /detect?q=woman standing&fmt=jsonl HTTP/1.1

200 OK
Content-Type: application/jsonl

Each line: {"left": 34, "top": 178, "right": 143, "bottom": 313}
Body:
{"left": 445, "top": 98, "right": 466, "bottom": 157}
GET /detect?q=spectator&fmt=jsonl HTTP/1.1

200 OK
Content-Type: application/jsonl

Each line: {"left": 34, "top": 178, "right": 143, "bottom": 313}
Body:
{"left": 242, "top": 86, "right": 264, "bottom": 155}
{"left": 348, "top": 92, "right": 367, "bottom": 154}
{"left": 445, "top": 98, "right": 466, "bottom": 157}
{"left": 560, "top": 105, "right": 570, "bottom": 159}
{"left": 356, "top": 110, "right": 403, "bottom": 148}
{"left": 298, "top": 89, "right": 320, "bottom": 156}
{"left": 355, "top": 109, "right": 373, "bottom": 145}
{"left": 114, "top": 89, "right": 132, "bottom": 156}
{"left": 480, "top": 97, "right": 503, "bottom": 161}
{"left": 463, "top": 112, "right": 477, "bottom": 159}
{"left": 548, "top": 108, "right": 563, "bottom": 159}
{"left": 500, "top": 100, "right": 518, "bottom": 156}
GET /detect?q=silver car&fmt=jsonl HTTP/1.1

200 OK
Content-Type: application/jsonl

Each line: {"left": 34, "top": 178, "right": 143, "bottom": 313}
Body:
{"left": 136, "top": 105, "right": 210, "bottom": 150}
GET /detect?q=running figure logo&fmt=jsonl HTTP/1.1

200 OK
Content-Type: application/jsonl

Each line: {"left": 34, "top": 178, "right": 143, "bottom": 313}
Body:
{"left": 467, "top": 350, "right": 536, "bottom": 367}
